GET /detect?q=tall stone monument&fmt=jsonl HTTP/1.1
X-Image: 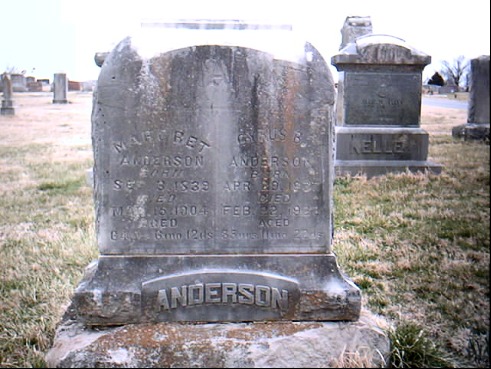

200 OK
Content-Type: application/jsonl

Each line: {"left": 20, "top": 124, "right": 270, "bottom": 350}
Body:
{"left": 72, "top": 19, "right": 360, "bottom": 325}
{"left": 332, "top": 34, "right": 442, "bottom": 177}
{"left": 340, "top": 15, "right": 372, "bottom": 50}
{"left": 1, "top": 73, "right": 15, "bottom": 116}
{"left": 52, "top": 73, "right": 68, "bottom": 104}
{"left": 47, "top": 21, "right": 391, "bottom": 367}
{"left": 452, "top": 55, "right": 490, "bottom": 141}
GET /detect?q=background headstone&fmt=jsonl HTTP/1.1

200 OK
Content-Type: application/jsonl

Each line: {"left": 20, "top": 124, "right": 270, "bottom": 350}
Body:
{"left": 10, "top": 73, "right": 27, "bottom": 92}
{"left": 70, "top": 20, "right": 361, "bottom": 326}
{"left": 1, "top": 73, "right": 15, "bottom": 116}
{"left": 452, "top": 55, "right": 490, "bottom": 141}
{"left": 53, "top": 73, "right": 68, "bottom": 104}
{"left": 332, "top": 34, "right": 442, "bottom": 177}
{"left": 340, "top": 16, "right": 372, "bottom": 50}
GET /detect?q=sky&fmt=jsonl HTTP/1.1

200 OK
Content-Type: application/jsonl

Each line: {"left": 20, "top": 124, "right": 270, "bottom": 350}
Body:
{"left": 1, "top": 0, "right": 490, "bottom": 83}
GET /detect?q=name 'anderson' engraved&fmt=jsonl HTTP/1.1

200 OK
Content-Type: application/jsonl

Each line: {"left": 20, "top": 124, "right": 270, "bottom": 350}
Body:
{"left": 157, "top": 282, "right": 289, "bottom": 311}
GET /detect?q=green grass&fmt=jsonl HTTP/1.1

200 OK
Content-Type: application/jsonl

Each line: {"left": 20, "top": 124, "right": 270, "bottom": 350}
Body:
{"left": 389, "top": 321, "right": 455, "bottom": 368}
{"left": 0, "top": 133, "right": 489, "bottom": 366}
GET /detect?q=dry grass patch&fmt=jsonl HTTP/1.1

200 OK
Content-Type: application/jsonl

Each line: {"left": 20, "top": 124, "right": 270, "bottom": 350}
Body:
{"left": 334, "top": 136, "right": 489, "bottom": 367}
{"left": 0, "top": 92, "right": 489, "bottom": 368}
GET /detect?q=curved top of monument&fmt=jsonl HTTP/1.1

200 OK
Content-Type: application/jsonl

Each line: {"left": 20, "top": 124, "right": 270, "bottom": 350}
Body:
{"left": 332, "top": 33, "right": 431, "bottom": 66}
{"left": 99, "top": 20, "right": 317, "bottom": 66}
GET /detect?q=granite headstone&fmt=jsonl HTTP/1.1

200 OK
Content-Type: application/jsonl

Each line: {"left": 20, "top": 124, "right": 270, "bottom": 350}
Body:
{"left": 332, "top": 34, "right": 442, "bottom": 177}
{"left": 1, "top": 73, "right": 15, "bottom": 116}
{"left": 71, "top": 20, "right": 361, "bottom": 325}
{"left": 53, "top": 73, "right": 68, "bottom": 104}
{"left": 452, "top": 55, "right": 490, "bottom": 141}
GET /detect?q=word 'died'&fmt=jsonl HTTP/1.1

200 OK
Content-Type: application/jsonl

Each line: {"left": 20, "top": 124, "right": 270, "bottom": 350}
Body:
{"left": 157, "top": 282, "right": 289, "bottom": 311}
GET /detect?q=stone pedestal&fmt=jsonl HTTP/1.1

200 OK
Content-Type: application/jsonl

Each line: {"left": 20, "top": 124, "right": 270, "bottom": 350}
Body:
{"left": 53, "top": 73, "right": 68, "bottom": 104}
{"left": 46, "top": 309, "right": 390, "bottom": 368}
{"left": 1, "top": 99, "right": 15, "bottom": 115}
{"left": 335, "top": 126, "right": 441, "bottom": 176}
{"left": 72, "top": 255, "right": 360, "bottom": 326}
{"left": 332, "top": 34, "right": 442, "bottom": 178}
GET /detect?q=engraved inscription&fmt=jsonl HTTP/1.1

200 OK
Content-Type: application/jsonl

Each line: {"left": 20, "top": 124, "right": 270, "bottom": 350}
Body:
{"left": 353, "top": 140, "right": 407, "bottom": 154}
{"left": 141, "top": 270, "right": 301, "bottom": 319}
{"left": 345, "top": 72, "right": 420, "bottom": 125}
{"left": 157, "top": 282, "right": 289, "bottom": 311}
{"left": 120, "top": 155, "right": 204, "bottom": 167}
{"left": 237, "top": 128, "right": 303, "bottom": 144}
{"left": 112, "top": 129, "right": 211, "bottom": 153}
{"left": 95, "top": 46, "right": 333, "bottom": 254}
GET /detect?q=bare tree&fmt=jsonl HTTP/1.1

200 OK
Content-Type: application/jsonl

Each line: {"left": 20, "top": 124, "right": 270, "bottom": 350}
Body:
{"left": 441, "top": 55, "right": 469, "bottom": 88}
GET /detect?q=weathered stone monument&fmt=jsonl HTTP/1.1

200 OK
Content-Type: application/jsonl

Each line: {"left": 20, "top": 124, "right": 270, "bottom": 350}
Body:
{"left": 1, "top": 73, "right": 15, "bottom": 116}
{"left": 452, "top": 55, "right": 490, "bottom": 141}
{"left": 52, "top": 73, "right": 68, "bottom": 104}
{"left": 340, "top": 15, "right": 372, "bottom": 50}
{"left": 47, "top": 20, "right": 390, "bottom": 367}
{"left": 332, "top": 34, "right": 442, "bottom": 177}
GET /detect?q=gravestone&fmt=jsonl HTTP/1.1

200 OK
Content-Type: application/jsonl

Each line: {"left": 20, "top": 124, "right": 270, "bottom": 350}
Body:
{"left": 452, "top": 55, "right": 490, "bottom": 141}
{"left": 1, "top": 73, "right": 15, "bottom": 116}
{"left": 70, "top": 20, "right": 361, "bottom": 326}
{"left": 10, "top": 73, "right": 27, "bottom": 92}
{"left": 47, "top": 21, "right": 394, "bottom": 368}
{"left": 332, "top": 34, "right": 442, "bottom": 177}
{"left": 53, "top": 73, "right": 68, "bottom": 104}
{"left": 340, "top": 16, "right": 372, "bottom": 50}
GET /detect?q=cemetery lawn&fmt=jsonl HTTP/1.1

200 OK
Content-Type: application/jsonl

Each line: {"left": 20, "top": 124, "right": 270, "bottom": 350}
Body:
{"left": 0, "top": 92, "right": 489, "bottom": 368}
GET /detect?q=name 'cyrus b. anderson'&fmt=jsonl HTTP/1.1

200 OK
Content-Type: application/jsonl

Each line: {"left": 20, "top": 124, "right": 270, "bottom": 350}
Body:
{"left": 157, "top": 282, "right": 289, "bottom": 311}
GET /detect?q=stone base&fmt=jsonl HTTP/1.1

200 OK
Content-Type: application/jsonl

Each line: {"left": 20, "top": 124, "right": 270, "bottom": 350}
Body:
{"left": 0, "top": 107, "right": 15, "bottom": 115}
{"left": 335, "top": 159, "right": 443, "bottom": 178}
{"left": 71, "top": 254, "right": 361, "bottom": 325}
{"left": 46, "top": 309, "right": 390, "bottom": 368}
{"left": 334, "top": 126, "right": 443, "bottom": 178}
{"left": 335, "top": 126, "right": 431, "bottom": 161}
{"left": 452, "top": 123, "right": 490, "bottom": 142}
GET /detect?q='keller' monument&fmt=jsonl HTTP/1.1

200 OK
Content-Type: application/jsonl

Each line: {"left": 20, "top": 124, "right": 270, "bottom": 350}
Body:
{"left": 47, "top": 20, "right": 390, "bottom": 368}
{"left": 332, "top": 34, "right": 442, "bottom": 177}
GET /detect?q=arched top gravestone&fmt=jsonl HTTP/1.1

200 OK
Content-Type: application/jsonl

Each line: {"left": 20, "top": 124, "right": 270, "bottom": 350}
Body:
{"left": 333, "top": 34, "right": 431, "bottom": 66}
{"left": 75, "top": 21, "right": 360, "bottom": 325}
{"left": 94, "top": 21, "right": 335, "bottom": 255}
